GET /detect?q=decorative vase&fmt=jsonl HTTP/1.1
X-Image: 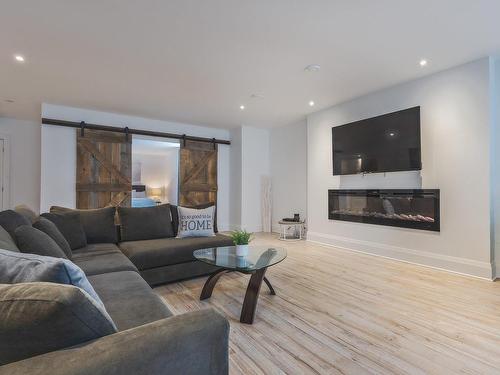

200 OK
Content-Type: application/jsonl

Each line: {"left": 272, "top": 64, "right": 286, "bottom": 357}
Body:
{"left": 236, "top": 244, "right": 249, "bottom": 257}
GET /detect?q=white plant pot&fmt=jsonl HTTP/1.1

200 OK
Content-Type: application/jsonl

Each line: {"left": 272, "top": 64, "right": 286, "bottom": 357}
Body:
{"left": 236, "top": 244, "right": 249, "bottom": 257}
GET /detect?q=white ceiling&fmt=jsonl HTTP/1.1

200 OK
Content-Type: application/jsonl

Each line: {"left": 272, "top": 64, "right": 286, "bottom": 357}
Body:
{"left": 1, "top": 0, "right": 500, "bottom": 129}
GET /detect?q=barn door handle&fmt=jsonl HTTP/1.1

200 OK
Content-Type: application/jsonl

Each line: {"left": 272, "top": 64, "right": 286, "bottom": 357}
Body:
{"left": 80, "top": 121, "right": 86, "bottom": 137}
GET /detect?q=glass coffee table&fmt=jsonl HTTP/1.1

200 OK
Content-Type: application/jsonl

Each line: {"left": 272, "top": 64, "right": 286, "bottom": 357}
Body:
{"left": 193, "top": 246, "right": 287, "bottom": 324}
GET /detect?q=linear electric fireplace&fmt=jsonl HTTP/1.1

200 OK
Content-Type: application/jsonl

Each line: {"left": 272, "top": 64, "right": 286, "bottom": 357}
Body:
{"left": 328, "top": 189, "right": 440, "bottom": 231}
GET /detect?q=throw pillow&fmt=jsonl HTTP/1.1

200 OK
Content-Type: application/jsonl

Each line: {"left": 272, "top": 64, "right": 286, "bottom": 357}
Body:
{"left": 0, "top": 209, "right": 31, "bottom": 238}
{"left": 117, "top": 204, "right": 174, "bottom": 241}
{"left": 50, "top": 206, "right": 118, "bottom": 244}
{"left": 176, "top": 205, "right": 216, "bottom": 238}
{"left": 0, "top": 282, "right": 117, "bottom": 365}
{"left": 0, "top": 249, "right": 104, "bottom": 306}
{"left": 14, "top": 204, "right": 38, "bottom": 223}
{"left": 33, "top": 217, "right": 73, "bottom": 258}
{"left": 41, "top": 212, "right": 87, "bottom": 250}
{"left": 0, "top": 225, "right": 20, "bottom": 252}
{"left": 170, "top": 202, "right": 218, "bottom": 236}
{"left": 15, "top": 225, "right": 68, "bottom": 259}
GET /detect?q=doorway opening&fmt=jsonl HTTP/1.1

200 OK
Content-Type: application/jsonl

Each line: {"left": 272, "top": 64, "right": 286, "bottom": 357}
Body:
{"left": 131, "top": 136, "right": 180, "bottom": 207}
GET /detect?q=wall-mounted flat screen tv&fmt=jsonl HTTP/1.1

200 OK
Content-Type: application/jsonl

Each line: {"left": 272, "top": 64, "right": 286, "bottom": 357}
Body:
{"left": 332, "top": 106, "right": 421, "bottom": 175}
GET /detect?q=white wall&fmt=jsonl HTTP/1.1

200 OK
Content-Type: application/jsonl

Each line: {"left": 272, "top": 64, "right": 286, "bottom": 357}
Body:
{"left": 492, "top": 57, "right": 500, "bottom": 277}
{"left": 132, "top": 149, "right": 179, "bottom": 204}
{"left": 0, "top": 117, "right": 41, "bottom": 211}
{"left": 229, "top": 127, "right": 242, "bottom": 230}
{"left": 241, "top": 126, "right": 270, "bottom": 232}
{"left": 307, "top": 58, "right": 494, "bottom": 279}
{"left": 269, "top": 120, "right": 307, "bottom": 232}
{"left": 40, "top": 104, "right": 232, "bottom": 230}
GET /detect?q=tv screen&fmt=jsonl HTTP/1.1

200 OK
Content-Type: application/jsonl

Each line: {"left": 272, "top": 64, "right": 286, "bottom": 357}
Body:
{"left": 332, "top": 107, "right": 421, "bottom": 175}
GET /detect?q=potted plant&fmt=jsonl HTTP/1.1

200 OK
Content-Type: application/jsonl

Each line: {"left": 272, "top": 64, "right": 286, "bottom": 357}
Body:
{"left": 230, "top": 230, "right": 252, "bottom": 256}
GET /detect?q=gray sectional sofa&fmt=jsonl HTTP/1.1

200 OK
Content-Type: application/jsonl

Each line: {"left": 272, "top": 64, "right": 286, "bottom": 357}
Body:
{"left": 0, "top": 204, "right": 233, "bottom": 375}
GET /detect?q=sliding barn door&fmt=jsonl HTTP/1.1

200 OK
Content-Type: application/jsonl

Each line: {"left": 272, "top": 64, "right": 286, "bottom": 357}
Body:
{"left": 178, "top": 140, "right": 217, "bottom": 206}
{"left": 76, "top": 129, "right": 132, "bottom": 209}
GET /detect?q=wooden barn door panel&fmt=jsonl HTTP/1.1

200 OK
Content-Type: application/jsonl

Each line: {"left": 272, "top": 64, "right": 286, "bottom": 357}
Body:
{"left": 179, "top": 140, "right": 217, "bottom": 206}
{"left": 76, "top": 129, "right": 131, "bottom": 209}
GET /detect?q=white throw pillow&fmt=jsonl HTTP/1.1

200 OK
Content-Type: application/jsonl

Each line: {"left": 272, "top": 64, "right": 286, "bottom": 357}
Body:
{"left": 177, "top": 206, "right": 215, "bottom": 238}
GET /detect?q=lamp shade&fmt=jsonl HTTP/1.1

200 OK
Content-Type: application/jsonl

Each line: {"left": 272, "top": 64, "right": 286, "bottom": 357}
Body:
{"left": 149, "top": 187, "right": 163, "bottom": 198}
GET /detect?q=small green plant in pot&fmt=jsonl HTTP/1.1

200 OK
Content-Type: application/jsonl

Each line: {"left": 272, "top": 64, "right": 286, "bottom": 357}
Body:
{"left": 230, "top": 230, "right": 252, "bottom": 256}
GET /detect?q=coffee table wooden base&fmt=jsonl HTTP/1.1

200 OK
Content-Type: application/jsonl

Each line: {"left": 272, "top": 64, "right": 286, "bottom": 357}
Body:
{"left": 199, "top": 268, "right": 275, "bottom": 324}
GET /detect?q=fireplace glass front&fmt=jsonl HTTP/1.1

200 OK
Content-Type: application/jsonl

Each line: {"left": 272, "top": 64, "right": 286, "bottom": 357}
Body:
{"left": 328, "top": 189, "right": 440, "bottom": 231}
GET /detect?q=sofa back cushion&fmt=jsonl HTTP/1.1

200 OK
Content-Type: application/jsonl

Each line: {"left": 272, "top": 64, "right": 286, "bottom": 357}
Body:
{"left": 0, "top": 282, "right": 117, "bottom": 365}
{"left": 50, "top": 206, "right": 118, "bottom": 244}
{"left": 33, "top": 217, "right": 73, "bottom": 258}
{"left": 0, "top": 209, "right": 31, "bottom": 238}
{"left": 41, "top": 212, "right": 87, "bottom": 250}
{"left": 0, "top": 225, "right": 19, "bottom": 252}
{"left": 170, "top": 203, "right": 218, "bottom": 235}
{"left": 117, "top": 204, "right": 174, "bottom": 241}
{"left": 0, "top": 249, "right": 105, "bottom": 308}
{"left": 15, "top": 225, "right": 68, "bottom": 259}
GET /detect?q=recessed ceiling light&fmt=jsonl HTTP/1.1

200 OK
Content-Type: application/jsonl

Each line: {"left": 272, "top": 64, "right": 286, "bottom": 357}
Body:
{"left": 419, "top": 59, "right": 428, "bottom": 67}
{"left": 14, "top": 55, "right": 25, "bottom": 62}
{"left": 304, "top": 64, "right": 321, "bottom": 72}
{"left": 239, "top": 105, "right": 245, "bottom": 110}
{"left": 389, "top": 132, "right": 395, "bottom": 137}
{"left": 309, "top": 100, "right": 315, "bottom": 107}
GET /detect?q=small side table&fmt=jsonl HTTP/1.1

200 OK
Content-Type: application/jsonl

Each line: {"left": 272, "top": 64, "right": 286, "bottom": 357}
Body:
{"left": 278, "top": 220, "right": 305, "bottom": 241}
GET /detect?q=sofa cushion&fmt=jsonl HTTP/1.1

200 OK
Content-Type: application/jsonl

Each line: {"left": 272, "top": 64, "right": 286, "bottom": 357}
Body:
{"left": 117, "top": 204, "right": 174, "bottom": 241}
{"left": 73, "top": 242, "right": 123, "bottom": 256}
{"left": 119, "top": 234, "right": 233, "bottom": 270}
{"left": 41, "top": 212, "right": 87, "bottom": 250}
{"left": 0, "top": 209, "right": 31, "bottom": 238}
{"left": 72, "top": 244, "right": 138, "bottom": 276}
{"left": 170, "top": 203, "right": 218, "bottom": 235}
{"left": 33, "top": 217, "right": 73, "bottom": 258}
{"left": 14, "top": 204, "right": 38, "bottom": 223}
{"left": 0, "top": 249, "right": 105, "bottom": 307}
{"left": 50, "top": 206, "right": 118, "bottom": 244}
{"left": 15, "top": 225, "right": 68, "bottom": 259}
{"left": 0, "top": 282, "right": 117, "bottom": 365}
{"left": 88, "top": 271, "right": 172, "bottom": 331}
{"left": 0, "top": 225, "right": 19, "bottom": 252}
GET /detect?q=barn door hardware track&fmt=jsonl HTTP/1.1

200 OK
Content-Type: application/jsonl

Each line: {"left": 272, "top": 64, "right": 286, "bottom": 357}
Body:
{"left": 42, "top": 118, "right": 231, "bottom": 145}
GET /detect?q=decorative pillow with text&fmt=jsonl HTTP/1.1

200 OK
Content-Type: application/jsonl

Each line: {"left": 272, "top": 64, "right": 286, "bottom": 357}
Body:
{"left": 176, "top": 206, "right": 215, "bottom": 238}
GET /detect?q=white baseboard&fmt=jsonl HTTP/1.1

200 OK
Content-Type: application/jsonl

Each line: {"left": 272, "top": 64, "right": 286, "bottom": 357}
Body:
{"left": 307, "top": 231, "right": 493, "bottom": 280}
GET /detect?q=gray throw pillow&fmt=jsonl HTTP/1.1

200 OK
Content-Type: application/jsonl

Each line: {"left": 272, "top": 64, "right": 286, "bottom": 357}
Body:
{"left": 0, "top": 209, "right": 31, "bottom": 238}
{"left": 0, "top": 249, "right": 104, "bottom": 308}
{"left": 50, "top": 206, "right": 118, "bottom": 244}
{"left": 176, "top": 206, "right": 216, "bottom": 238}
{"left": 41, "top": 212, "right": 87, "bottom": 250}
{"left": 33, "top": 217, "right": 73, "bottom": 258}
{"left": 0, "top": 282, "right": 117, "bottom": 365}
{"left": 170, "top": 202, "right": 218, "bottom": 236}
{"left": 15, "top": 225, "right": 68, "bottom": 259}
{"left": 0, "top": 225, "right": 20, "bottom": 252}
{"left": 118, "top": 204, "right": 174, "bottom": 241}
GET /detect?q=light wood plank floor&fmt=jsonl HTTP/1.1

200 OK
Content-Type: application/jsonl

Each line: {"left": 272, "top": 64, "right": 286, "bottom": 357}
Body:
{"left": 154, "top": 233, "right": 500, "bottom": 375}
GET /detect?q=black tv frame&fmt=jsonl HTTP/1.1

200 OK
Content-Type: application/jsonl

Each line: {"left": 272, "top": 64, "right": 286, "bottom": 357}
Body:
{"left": 332, "top": 107, "right": 422, "bottom": 176}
